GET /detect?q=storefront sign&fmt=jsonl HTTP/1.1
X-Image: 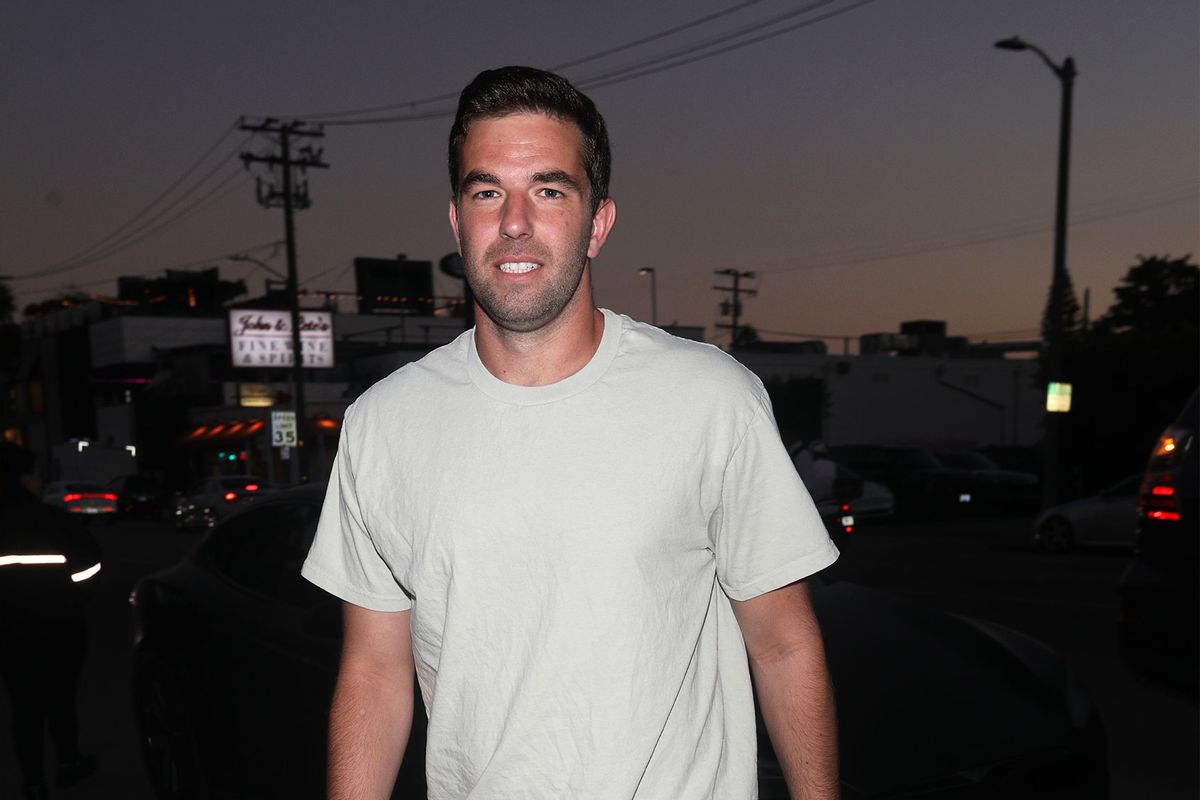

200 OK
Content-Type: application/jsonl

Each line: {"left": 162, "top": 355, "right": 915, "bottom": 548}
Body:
{"left": 228, "top": 310, "right": 334, "bottom": 368}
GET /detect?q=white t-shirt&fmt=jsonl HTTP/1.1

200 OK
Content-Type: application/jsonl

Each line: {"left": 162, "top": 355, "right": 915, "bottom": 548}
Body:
{"left": 302, "top": 309, "right": 838, "bottom": 799}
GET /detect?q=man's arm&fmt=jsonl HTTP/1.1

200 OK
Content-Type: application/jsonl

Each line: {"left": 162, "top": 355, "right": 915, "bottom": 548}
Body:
{"left": 328, "top": 602, "right": 415, "bottom": 800}
{"left": 731, "top": 580, "right": 839, "bottom": 800}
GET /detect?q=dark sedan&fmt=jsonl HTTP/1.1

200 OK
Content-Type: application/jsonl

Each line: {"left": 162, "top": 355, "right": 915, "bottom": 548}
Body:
{"left": 130, "top": 487, "right": 1107, "bottom": 799}
{"left": 830, "top": 445, "right": 977, "bottom": 517}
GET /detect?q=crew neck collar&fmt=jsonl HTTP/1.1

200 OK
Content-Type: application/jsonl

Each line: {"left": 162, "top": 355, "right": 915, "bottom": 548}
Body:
{"left": 467, "top": 308, "right": 622, "bottom": 405}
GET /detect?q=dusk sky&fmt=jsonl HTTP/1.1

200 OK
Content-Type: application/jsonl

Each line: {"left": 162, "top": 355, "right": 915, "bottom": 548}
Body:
{"left": 3, "top": 0, "right": 1196, "bottom": 351}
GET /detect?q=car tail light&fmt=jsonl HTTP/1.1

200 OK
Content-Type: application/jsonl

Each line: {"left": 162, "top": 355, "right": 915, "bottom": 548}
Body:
{"left": 1140, "top": 478, "right": 1181, "bottom": 523}
{"left": 840, "top": 503, "right": 855, "bottom": 533}
{"left": 245, "top": 484, "right": 259, "bottom": 491}
{"left": 62, "top": 492, "right": 118, "bottom": 503}
{"left": 224, "top": 491, "right": 238, "bottom": 501}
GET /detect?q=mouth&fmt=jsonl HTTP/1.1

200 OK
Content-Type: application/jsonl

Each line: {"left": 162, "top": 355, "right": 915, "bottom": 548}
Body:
{"left": 497, "top": 261, "right": 541, "bottom": 274}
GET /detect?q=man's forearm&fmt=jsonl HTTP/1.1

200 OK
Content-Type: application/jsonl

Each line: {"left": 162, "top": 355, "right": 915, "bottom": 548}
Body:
{"left": 328, "top": 667, "right": 413, "bottom": 800}
{"left": 750, "top": 645, "right": 839, "bottom": 800}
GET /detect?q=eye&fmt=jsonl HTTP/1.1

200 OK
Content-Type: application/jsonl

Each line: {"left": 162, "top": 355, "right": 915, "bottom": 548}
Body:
{"left": 537, "top": 188, "right": 565, "bottom": 199}
{"left": 472, "top": 189, "right": 499, "bottom": 200}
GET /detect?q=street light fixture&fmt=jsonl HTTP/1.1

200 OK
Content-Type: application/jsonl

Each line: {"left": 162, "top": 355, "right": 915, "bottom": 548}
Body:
{"left": 638, "top": 267, "right": 658, "bottom": 326}
{"left": 995, "top": 35, "right": 1077, "bottom": 510}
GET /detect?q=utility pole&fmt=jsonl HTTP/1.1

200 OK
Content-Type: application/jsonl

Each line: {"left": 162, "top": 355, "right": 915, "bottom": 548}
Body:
{"left": 713, "top": 269, "right": 756, "bottom": 351}
{"left": 239, "top": 117, "right": 329, "bottom": 484}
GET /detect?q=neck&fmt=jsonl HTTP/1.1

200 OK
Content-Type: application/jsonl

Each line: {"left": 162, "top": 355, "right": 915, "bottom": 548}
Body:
{"left": 474, "top": 288, "right": 604, "bottom": 387}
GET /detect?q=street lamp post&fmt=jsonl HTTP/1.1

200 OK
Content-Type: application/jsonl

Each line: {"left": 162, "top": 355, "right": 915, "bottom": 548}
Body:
{"left": 638, "top": 267, "right": 658, "bottom": 326}
{"left": 995, "top": 35, "right": 1076, "bottom": 510}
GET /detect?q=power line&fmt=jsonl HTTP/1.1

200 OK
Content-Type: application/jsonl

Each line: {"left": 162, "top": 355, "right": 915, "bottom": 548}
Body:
{"left": 14, "top": 125, "right": 247, "bottom": 278}
{"left": 756, "top": 189, "right": 1197, "bottom": 276}
{"left": 17, "top": 240, "right": 283, "bottom": 299}
{"left": 312, "top": 0, "right": 879, "bottom": 127}
{"left": 552, "top": 0, "right": 776, "bottom": 72}
{"left": 298, "top": 0, "right": 779, "bottom": 121}
{"left": 577, "top": 0, "right": 876, "bottom": 92}
{"left": 9, "top": 166, "right": 251, "bottom": 281}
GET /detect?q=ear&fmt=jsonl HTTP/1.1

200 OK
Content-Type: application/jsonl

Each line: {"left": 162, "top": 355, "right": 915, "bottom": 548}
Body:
{"left": 587, "top": 198, "right": 617, "bottom": 260}
{"left": 448, "top": 198, "right": 462, "bottom": 253}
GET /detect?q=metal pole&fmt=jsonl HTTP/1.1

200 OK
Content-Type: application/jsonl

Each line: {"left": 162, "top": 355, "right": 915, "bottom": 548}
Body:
{"left": 280, "top": 126, "right": 306, "bottom": 484}
{"left": 649, "top": 269, "right": 658, "bottom": 327}
{"left": 1043, "top": 57, "right": 1075, "bottom": 510}
{"left": 639, "top": 268, "right": 658, "bottom": 326}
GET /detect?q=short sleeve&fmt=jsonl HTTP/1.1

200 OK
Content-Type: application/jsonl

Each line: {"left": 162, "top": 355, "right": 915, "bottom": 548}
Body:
{"left": 713, "top": 396, "right": 839, "bottom": 601}
{"left": 301, "top": 404, "right": 413, "bottom": 612}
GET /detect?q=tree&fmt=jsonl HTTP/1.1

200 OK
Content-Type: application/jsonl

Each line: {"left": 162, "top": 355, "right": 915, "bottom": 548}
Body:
{"left": 0, "top": 281, "right": 20, "bottom": 431}
{"left": 1060, "top": 254, "right": 1198, "bottom": 494}
{"left": 0, "top": 280, "right": 14, "bottom": 323}
{"left": 1094, "top": 254, "right": 1197, "bottom": 335}
{"left": 1041, "top": 267, "right": 1082, "bottom": 343}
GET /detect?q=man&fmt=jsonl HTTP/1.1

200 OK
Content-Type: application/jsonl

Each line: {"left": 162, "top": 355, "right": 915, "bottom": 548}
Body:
{"left": 0, "top": 443, "right": 100, "bottom": 799}
{"left": 302, "top": 66, "right": 840, "bottom": 799}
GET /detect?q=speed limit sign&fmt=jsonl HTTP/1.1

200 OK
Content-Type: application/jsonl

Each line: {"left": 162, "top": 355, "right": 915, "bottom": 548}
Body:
{"left": 271, "top": 410, "right": 297, "bottom": 448}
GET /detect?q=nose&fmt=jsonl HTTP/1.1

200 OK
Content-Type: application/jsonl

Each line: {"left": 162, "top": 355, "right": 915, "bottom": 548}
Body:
{"left": 500, "top": 194, "right": 532, "bottom": 240}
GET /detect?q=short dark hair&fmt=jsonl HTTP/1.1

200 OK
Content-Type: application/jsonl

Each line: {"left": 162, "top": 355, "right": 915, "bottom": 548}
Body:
{"left": 448, "top": 66, "right": 611, "bottom": 213}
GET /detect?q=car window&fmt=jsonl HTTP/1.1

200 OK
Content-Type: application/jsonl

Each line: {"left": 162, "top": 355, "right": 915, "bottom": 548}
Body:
{"left": 936, "top": 451, "right": 995, "bottom": 470}
{"left": 205, "top": 501, "right": 325, "bottom": 609}
{"left": 894, "top": 449, "right": 941, "bottom": 469}
{"left": 64, "top": 482, "right": 105, "bottom": 493}
{"left": 1108, "top": 475, "right": 1142, "bottom": 496}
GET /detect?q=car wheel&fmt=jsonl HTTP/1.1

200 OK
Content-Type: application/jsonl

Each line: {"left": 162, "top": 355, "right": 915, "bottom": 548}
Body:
{"left": 1038, "top": 516, "right": 1074, "bottom": 554}
{"left": 132, "top": 652, "right": 211, "bottom": 800}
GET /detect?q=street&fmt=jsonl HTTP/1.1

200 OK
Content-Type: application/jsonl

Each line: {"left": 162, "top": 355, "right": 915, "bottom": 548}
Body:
{"left": 1, "top": 513, "right": 1196, "bottom": 798}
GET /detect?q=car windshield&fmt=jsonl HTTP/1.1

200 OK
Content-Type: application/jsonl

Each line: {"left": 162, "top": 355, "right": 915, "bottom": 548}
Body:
{"left": 936, "top": 451, "right": 999, "bottom": 470}
{"left": 894, "top": 449, "right": 942, "bottom": 469}
{"left": 63, "top": 483, "right": 106, "bottom": 493}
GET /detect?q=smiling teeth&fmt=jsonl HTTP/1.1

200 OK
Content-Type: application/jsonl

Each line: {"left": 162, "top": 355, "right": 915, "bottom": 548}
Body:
{"left": 498, "top": 262, "right": 539, "bottom": 273}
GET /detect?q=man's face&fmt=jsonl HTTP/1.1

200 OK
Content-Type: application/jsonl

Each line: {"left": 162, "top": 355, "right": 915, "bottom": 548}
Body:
{"left": 449, "top": 113, "right": 615, "bottom": 333}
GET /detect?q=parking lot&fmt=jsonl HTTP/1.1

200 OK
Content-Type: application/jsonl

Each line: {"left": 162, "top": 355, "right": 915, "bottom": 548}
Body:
{"left": 1, "top": 514, "right": 1195, "bottom": 798}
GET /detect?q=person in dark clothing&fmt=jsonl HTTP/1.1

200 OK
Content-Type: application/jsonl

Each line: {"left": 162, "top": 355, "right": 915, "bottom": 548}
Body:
{"left": 0, "top": 443, "right": 101, "bottom": 799}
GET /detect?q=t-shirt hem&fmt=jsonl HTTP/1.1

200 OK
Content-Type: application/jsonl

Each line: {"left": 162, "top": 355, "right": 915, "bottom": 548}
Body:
{"left": 721, "top": 542, "right": 840, "bottom": 602}
{"left": 300, "top": 561, "right": 413, "bottom": 612}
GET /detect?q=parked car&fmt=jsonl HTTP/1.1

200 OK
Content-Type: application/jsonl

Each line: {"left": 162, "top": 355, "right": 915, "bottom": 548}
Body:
{"left": 1032, "top": 475, "right": 1141, "bottom": 553}
{"left": 933, "top": 450, "right": 1039, "bottom": 512}
{"left": 848, "top": 479, "right": 895, "bottom": 522}
{"left": 170, "top": 475, "right": 274, "bottom": 530}
{"left": 131, "top": 487, "right": 1108, "bottom": 800}
{"left": 789, "top": 443, "right": 894, "bottom": 538}
{"left": 789, "top": 442, "right": 862, "bottom": 547}
{"left": 829, "top": 445, "right": 977, "bottom": 517}
{"left": 108, "top": 473, "right": 168, "bottom": 519}
{"left": 41, "top": 480, "right": 118, "bottom": 518}
{"left": 1118, "top": 389, "right": 1198, "bottom": 692}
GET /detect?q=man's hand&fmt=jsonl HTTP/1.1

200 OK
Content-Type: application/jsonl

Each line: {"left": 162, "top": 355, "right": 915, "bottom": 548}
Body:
{"left": 732, "top": 581, "right": 838, "bottom": 800}
{"left": 328, "top": 602, "right": 416, "bottom": 800}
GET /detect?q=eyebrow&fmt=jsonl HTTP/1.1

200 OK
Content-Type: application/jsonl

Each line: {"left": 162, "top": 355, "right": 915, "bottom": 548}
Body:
{"left": 459, "top": 169, "right": 584, "bottom": 196}
{"left": 531, "top": 170, "right": 583, "bottom": 191}
{"left": 459, "top": 170, "right": 501, "bottom": 193}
